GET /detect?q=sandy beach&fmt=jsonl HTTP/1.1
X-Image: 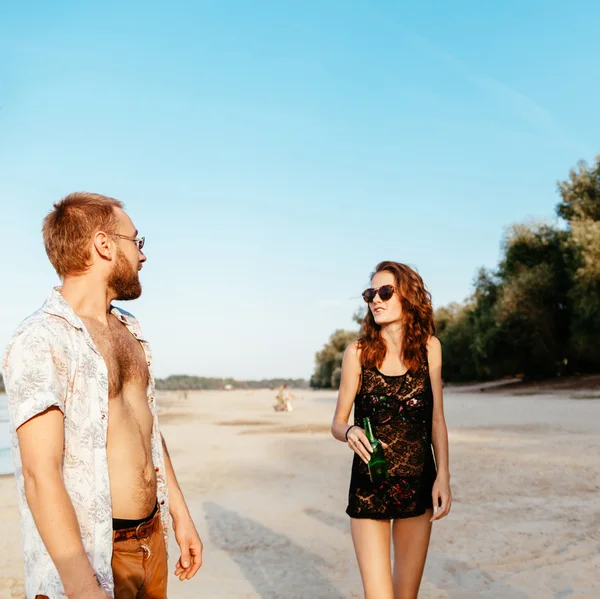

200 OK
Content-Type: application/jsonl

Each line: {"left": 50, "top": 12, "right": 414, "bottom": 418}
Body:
{"left": 1, "top": 386, "right": 599, "bottom": 599}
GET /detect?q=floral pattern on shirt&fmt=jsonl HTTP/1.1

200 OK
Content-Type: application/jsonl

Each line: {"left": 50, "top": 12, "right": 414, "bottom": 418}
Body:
{"left": 2, "top": 288, "right": 169, "bottom": 599}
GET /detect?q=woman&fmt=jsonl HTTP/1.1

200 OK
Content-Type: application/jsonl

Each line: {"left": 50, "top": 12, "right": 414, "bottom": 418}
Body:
{"left": 331, "top": 261, "right": 452, "bottom": 599}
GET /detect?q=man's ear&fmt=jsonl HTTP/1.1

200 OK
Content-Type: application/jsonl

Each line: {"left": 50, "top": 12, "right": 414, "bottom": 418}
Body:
{"left": 92, "top": 231, "right": 113, "bottom": 261}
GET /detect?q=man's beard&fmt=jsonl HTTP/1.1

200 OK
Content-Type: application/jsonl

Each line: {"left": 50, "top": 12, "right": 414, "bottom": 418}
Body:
{"left": 108, "top": 249, "right": 142, "bottom": 301}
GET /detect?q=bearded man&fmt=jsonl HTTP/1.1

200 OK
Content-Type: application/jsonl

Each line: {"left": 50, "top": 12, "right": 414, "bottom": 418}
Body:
{"left": 3, "top": 193, "right": 202, "bottom": 599}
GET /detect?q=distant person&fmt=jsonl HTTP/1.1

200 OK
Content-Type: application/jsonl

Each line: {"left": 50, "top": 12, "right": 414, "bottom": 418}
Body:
{"left": 274, "top": 384, "right": 293, "bottom": 412}
{"left": 331, "top": 261, "right": 452, "bottom": 599}
{"left": 3, "top": 193, "right": 203, "bottom": 599}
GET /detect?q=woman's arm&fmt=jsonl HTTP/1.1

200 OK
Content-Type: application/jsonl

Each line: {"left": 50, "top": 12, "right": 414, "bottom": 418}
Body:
{"left": 331, "top": 342, "right": 372, "bottom": 464}
{"left": 427, "top": 336, "right": 453, "bottom": 521}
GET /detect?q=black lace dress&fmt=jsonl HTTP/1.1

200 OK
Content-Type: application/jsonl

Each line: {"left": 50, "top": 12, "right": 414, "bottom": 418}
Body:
{"left": 346, "top": 361, "right": 437, "bottom": 519}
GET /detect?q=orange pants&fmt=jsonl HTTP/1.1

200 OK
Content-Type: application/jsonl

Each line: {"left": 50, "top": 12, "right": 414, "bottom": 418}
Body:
{"left": 36, "top": 509, "right": 167, "bottom": 599}
{"left": 111, "top": 509, "right": 168, "bottom": 599}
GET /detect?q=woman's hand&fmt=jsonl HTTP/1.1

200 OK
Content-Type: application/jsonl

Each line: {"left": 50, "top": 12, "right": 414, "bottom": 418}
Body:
{"left": 346, "top": 426, "right": 389, "bottom": 464}
{"left": 346, "top": 426, "right": 373, "bottom": 464}
{"left": 430, "top": 474, "right": 452, "bottom": 521}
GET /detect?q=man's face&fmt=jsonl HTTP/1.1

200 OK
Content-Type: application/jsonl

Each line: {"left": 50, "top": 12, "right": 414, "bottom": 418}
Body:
{"left": 108, "top": 209, "right": 146, "bottom": 301}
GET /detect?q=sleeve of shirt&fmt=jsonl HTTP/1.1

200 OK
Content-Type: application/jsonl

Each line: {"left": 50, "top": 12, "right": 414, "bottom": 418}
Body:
{"left": 3, "top": 323, "right": 69, "bottom": 430}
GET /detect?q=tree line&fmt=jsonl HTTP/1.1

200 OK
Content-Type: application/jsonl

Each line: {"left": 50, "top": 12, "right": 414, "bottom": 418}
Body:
{"left": 0, "top": 372, "right": 307, "bottom": 394}
{"left": 311, "top": 156, "right": 600, "bottom": 388}
{"left": 0, "top": 337, "right": 306, "bottom": 397}
{"left": 156, "top": 375, "right": 309, "bottom": 391}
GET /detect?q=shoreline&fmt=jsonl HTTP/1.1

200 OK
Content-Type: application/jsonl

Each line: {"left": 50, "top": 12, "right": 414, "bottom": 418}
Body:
{"left": 445, "top": 373, "right": 600, "bottom": 395}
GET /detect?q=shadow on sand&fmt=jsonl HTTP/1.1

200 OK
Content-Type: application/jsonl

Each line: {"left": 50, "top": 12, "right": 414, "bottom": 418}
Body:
{"left": 304, "top": 507, "right": 350, "bottom": 534}
{"left": 204, "top": 502, "right": 344, "bottom": 599}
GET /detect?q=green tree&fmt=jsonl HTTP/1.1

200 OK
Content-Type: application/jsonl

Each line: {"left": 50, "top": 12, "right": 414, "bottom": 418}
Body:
{"left": 311, "top": 329, "right": 359, "bottom": 389}
{"left": 556, "top": 156, "right": 600, "bottom": 221}
{"left": 435, "top": 301, "right": 478, "bottom": 381}
{"left": 556, "top": 155, "right": 600, "bottom": 370}
{"left": 496, "top": 222, "right": 573, "bottom": 378}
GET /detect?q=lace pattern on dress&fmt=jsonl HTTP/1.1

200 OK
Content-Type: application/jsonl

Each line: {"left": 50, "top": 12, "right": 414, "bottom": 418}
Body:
{"left": 346, "top": 361, "right": 436, "bottom": 519}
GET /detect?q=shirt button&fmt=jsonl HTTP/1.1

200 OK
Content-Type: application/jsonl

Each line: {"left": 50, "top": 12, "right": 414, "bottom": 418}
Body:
{"left": 147, "top": 361, "right": 151, "bottom": 366}
{"left": 155, "top": 467, "right": 159, "bottom": 472}
{"left": 160, "top": 500, "right": 165, "bottom": 505}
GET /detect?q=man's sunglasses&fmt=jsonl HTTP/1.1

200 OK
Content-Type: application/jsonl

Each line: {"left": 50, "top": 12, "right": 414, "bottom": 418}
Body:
{"left": 362, "top": 284, "right": 396, "bottom": 303}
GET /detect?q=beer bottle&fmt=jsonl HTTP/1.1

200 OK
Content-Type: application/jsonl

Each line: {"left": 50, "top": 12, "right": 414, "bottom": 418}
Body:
{"left": 363, "top": 417, "right": 389, "bottom": 484}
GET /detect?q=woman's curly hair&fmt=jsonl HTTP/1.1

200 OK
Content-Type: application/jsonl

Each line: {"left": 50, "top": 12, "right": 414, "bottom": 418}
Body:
{"left": 358, "top": 261, "right": 435, "bottom": 373}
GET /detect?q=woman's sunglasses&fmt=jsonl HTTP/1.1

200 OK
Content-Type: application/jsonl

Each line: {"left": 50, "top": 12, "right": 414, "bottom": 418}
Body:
{"left": 362, "top": 284, "right": 396, "bottom": 303}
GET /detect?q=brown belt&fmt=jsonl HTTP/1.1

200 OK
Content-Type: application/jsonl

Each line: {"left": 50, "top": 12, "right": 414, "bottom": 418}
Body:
{"left": 113, "top": 511, "right": 160, "bottom": 542}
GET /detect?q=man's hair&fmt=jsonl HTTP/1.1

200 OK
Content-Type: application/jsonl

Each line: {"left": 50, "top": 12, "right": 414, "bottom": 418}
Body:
{"left": 42, "top": 192, "right": 124, "bottom": 278}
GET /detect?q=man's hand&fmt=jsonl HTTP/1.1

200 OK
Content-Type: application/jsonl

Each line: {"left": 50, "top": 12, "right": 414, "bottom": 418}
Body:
{"left": 67, "top": 574, "right": 112, "bottom": 599}
{"left": 161, "top": 434, "right": 203, "bottom": 580}
{"left": 173, "top": 516, "right": 203, "bottom": 581}
{"left": 75, "top": 585, "right": 112, "bottom": 599}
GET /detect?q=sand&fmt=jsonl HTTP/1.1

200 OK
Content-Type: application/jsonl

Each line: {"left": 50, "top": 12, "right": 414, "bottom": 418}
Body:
{"left": 1, "top": 386, "right": 599, "bottom": 599}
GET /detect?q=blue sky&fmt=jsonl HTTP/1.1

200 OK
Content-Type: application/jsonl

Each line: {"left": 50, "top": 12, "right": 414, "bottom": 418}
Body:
{"left": 1, "top": 1, "right": 599, "bottom": 379}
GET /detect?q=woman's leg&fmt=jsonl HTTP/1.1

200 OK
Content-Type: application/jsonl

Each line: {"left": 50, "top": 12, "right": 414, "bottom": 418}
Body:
{"left": 350, "top": 517, "right": 394, "bottom": 599}
{"left": 391, "top": 510, "right": 432, "bottom": 599}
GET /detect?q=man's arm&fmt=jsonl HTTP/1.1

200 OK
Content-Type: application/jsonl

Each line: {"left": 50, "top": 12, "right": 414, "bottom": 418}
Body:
{"left": 5, "top": 326, "right": 109, "bottom": 599}
{"left": 161, "top": 434, "right": 203, "bottom": 581}
{"left": 160, "top": 434, "right": 190, "bottom": 522}
{"left": 18, "top": 409, "right": 108, "bottom": 598}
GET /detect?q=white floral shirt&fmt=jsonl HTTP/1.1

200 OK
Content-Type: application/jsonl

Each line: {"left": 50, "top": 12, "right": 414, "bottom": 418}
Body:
{"left": 2, "top": 288, "right": 169, "bottom": 599}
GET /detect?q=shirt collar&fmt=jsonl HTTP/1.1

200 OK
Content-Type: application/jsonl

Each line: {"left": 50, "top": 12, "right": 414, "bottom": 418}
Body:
{"left": 42, "top": 287, "right": 85, "bottom": 330}
{"left": 42, "top": 287, "right": 146, "bottom": 341}
{"left": 110, "top": 306, "right": 146, "bottom": 341}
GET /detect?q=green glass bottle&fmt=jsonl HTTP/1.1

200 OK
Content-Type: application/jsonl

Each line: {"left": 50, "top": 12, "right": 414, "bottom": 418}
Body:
{"left": 363, "top": 417, "right": 389, "bottom": 484}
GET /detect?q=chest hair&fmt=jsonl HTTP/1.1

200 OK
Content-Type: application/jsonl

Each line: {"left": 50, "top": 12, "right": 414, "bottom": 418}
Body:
{"left": 83, "top": 315, "right": 148, "bottom": 398}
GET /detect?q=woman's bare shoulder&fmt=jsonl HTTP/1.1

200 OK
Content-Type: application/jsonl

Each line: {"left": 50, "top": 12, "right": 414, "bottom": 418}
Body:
{"left": 344, "top": 340, "right": 362, "bottom": 362}
{"left": 426, "top": 335, "right": 441, "bottom": 351}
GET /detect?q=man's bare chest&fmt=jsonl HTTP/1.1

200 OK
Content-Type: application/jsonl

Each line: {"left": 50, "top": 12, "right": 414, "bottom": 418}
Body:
{"left": 82, "top": 315, "right": 149, "bottom": 397}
